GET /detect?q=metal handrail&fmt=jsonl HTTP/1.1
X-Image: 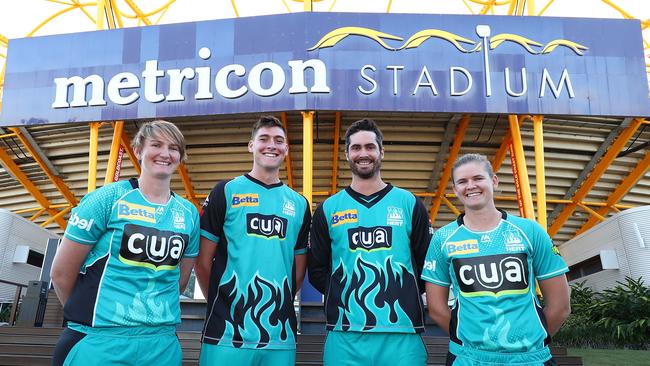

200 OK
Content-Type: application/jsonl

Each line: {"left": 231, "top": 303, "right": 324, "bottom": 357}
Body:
{"left": 0, "top": 279, "right": 28, "bottom": 326}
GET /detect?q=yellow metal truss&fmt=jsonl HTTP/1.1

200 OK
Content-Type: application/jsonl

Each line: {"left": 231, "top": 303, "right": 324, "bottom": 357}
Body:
{"left": 0, "top": 0, "right": 647, "bottom": 240}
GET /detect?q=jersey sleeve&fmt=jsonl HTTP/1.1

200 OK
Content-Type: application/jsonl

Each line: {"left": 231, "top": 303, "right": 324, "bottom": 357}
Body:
{"left": 294, "top": 196, "right": 312, "bottom": 255}
{"left": 531, "top": 221, "right": 569, "bottom": 280}
{"left": 410, "top": 196, "right": 433, "bottom": 293}
{"left": 184, "top": 205, "right": 201, "bottom": 258}
{"left": 421, "top": 231, "right": 452, "bottom": 287}
{"left": 307, "top": 203, "right": 331, "bottom": 294}
{"left": 200, "top": 180, "right": 228, "bottom": 244}
{"left": 63, "top": 186, "right": 112, "bottom": 245}
{"left": 409, "top": 196, "right": 432, "bottom": 272}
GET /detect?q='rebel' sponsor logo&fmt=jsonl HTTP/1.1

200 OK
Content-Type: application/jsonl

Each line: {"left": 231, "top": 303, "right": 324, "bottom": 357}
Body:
{"left": 347, "top": 226, "right": 392, "bottom": 251}
{"left": 119, "top": 224, "right": 187, "bottom": 271}
{"left": 452, "top": 253, "right": 529, "bottom": 297}
{"left": 246, "top": 213, "right": 288, "bottom": 239}
{"left": 68, "top": 212, "right": 94, "bottom": 232}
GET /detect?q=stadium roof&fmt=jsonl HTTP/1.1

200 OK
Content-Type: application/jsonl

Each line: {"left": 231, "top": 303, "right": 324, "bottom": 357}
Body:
{"left": 0, "top": 0, "right": 648, "bottom": 246}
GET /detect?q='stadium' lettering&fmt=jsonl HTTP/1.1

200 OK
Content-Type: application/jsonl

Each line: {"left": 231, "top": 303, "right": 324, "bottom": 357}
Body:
{"left": 51, "top": 47, "right": 330, "bottom": 109}
{"left": 246, "top": 213, "right": 288, "bottom": 239}
{"left": 119, "top": 224, "right": 187, "bottom": 271}
{"left": 452, "top": 253, "right": 529, "bottom": 297}
{"left": 347, "top": 226, "right": 393, "bottom": 251}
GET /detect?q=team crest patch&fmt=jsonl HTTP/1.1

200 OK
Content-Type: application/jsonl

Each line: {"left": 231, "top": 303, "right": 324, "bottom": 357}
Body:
{"left": 331, "top": 209, "right": 358, "bottom": 227}
{"left": 117, "top": 201, "right": 156, "bottom": 224}
{"left": 503, "top": 230, "right": 525, "bottom": 252}
{"left": 386, "top": 206, "right": 404, "bottom": 226}
{"left": 447, "top": 239, "right": 479, "bottom": 256}
{"left": 282, "top": 199, "right": 296, "bottom": 217}
{"left": 172, "top": 209, "right": 185, "bottom": 230}
{"left": 481, "top": 234, "right": 491, "bottom": 243}
{"left": 231, "top": 193, "right": 259, "bottom": 208}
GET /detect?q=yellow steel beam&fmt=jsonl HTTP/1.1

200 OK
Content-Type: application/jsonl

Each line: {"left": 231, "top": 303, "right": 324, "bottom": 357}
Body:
{"left": 0, "top": 132, "right": 17, "bottom": 139}
{"left": 120, "top": 128, "right": 141, "bottom": 175}
{"left": 508, "top": 115, "right": 535, "bottom": 219}
{"left": 537, "top": 0, "right": 555, "bottom": 15}
{"left": 548, "top": 118, "right": 643, "bottom": 236}
{"left": 27, "top": 4, "right": 91, "bottom": 37}
{"left": 29, "top": 208, "right": 47, "bottom": 221}
{"left": 230, "top": 0, "right": 240, "bottom": 17}
{"left": 429, "top": 115, "right": 470, "bottom": 222}
{"left": 178, "top": 162, "right": 199, "bottom": 209}
{"left": 304, "top": 0, "right": 313, "bottom": 11}
{"left": 88, "top": 122, "right": 101, "bottom": 193}
{"left": 532, "top": 115, "right": 547, "bottom": 228}
{"left": 492, "top": 128, "right": 512, "bottom": 173}
{"left": 441, "top": 195, "right": 461, "bottom": 216}
{"left": 330, "top": 112, "right": 341, "bottom": 194}
{"left": 96, "top": 0, "right": 107, "bottom": 30}
{"left": 302, "top": 111, "right": 314, "bottom": 209}
{"left": 9, "top": 127, "right": 78, "bottom": 205}
{"left": 576, "top": 149, "right": 650, "bottom": 235}
{"left": 15, "top": 203, "right": 71, "bottom": 214}
{"left": 0, "top": 147, "right": 67, "bottom": 229}
{"left": 386, "top": 0, "right": 392, "bottom": 13}
{"left": 122, "top": 0, "right": 153, "bottom": 25}
{"left": 527, "top": 0, "right": 536, "bottom": 15}
{"left": 280, "top": 112, "right": 294, "bottom": 189}
{"left": 104, "top": 121, "right": 124, "bottom": 185}
{"left": 40, "top": 206, "right": 72, "bottom": 228}
{"left": 576, "top": 203, "right": 606, "bottom": 222}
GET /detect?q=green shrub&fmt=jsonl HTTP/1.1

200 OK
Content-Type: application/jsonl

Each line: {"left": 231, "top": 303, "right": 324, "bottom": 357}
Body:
{"left": 554, "top": 277, "right": 650, "bottom": 349}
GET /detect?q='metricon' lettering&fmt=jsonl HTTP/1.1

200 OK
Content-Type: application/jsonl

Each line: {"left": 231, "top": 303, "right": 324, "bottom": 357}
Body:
{"left": 51, "top": 47, "right": 330, "bottom": 108}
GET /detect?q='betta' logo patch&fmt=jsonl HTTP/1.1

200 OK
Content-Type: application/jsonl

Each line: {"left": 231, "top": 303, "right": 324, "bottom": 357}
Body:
{"left": 231, "top": 194, "right": 259, "bottom": 208}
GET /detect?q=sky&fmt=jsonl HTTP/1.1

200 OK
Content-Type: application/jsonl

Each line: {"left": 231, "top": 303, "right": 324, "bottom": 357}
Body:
{"left": 0, "top": 0, "right": 648, "bottom": 39}
{"left": 1, "top": 0, "right": 649, "bottom": 93}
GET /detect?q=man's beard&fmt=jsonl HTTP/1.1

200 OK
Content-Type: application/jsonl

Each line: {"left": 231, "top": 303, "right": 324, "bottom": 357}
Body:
{"left": 349, "top": 158, "right": 381, "bottom": 179}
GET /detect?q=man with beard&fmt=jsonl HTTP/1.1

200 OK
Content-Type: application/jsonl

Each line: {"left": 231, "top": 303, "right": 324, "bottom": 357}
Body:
{"left": 196, "top": 116, "right": 311, "bottom": 365}
{"left": 308, "top": 118, "right": 432, "bottom": 366}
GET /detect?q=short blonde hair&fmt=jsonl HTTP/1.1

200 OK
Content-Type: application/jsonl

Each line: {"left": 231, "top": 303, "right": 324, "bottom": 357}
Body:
{"left": 451, "top": 153, "right": 495, "bottom": 184}
{"left": 131, "top": 120, "right": 187, "bottom": 161}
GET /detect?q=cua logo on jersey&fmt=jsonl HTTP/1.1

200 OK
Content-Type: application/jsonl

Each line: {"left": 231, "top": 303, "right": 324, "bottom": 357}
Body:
{"left": 246, "top": 213, "right": 288, "bottom": 239}
{"left": 347, "top": 226, "right": 392, "bottom": 251}
{"left": 331, "top": 209, "right": 358, "bottom": 227}
{"left": 452, "top": 253, "right": 529, "bottom": 297}
{"left": 119, "top": 224, "right": 187, "bottom": 271}
{"left": 447, "top": 239, "right": 479, "bottom": 256}
{"left": 231, "top": 194, "right": 259, "bottom": 208}
{"left": 68, "top": 212, "right": 94, "bottom": 231}
{"left": 117, "top": 201, "right": 156, "bottom": 223}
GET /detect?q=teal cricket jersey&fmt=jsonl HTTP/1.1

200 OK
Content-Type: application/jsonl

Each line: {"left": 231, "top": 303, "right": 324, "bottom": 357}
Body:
{"left": 200, "top": 174, "right": 311, "bottom": 350}
{"left": 421, "top": 211, "right": 568, "bottom": 356}
{"left": 308, "top": 184, "right": 432, "bottom": 333}
{"left": 63, "top": 178, "right": 200, "bottom": 327}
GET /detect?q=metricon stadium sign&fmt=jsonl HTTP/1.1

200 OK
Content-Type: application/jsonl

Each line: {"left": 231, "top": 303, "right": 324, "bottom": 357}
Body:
{"left": 1, "top": 13, "right": 648, "bottom": 125}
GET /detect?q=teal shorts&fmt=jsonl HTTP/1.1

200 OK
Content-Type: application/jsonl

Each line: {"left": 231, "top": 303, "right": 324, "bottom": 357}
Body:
{"left": 448, "top": 342, "right": 557, "bottom": 366}
{"left": 52, "top": 323, "right": 181, "bottom": 366}
{"left": 323, "top": 331, "right": 427, "bottom": 366}
{"left": 199, "top": 343, "right": 295, "bottom": 366}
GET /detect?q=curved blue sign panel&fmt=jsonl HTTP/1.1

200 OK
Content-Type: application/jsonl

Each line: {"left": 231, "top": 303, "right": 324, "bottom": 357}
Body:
{"left": 1, "top": 12, "right": 649, "bottom": 125}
